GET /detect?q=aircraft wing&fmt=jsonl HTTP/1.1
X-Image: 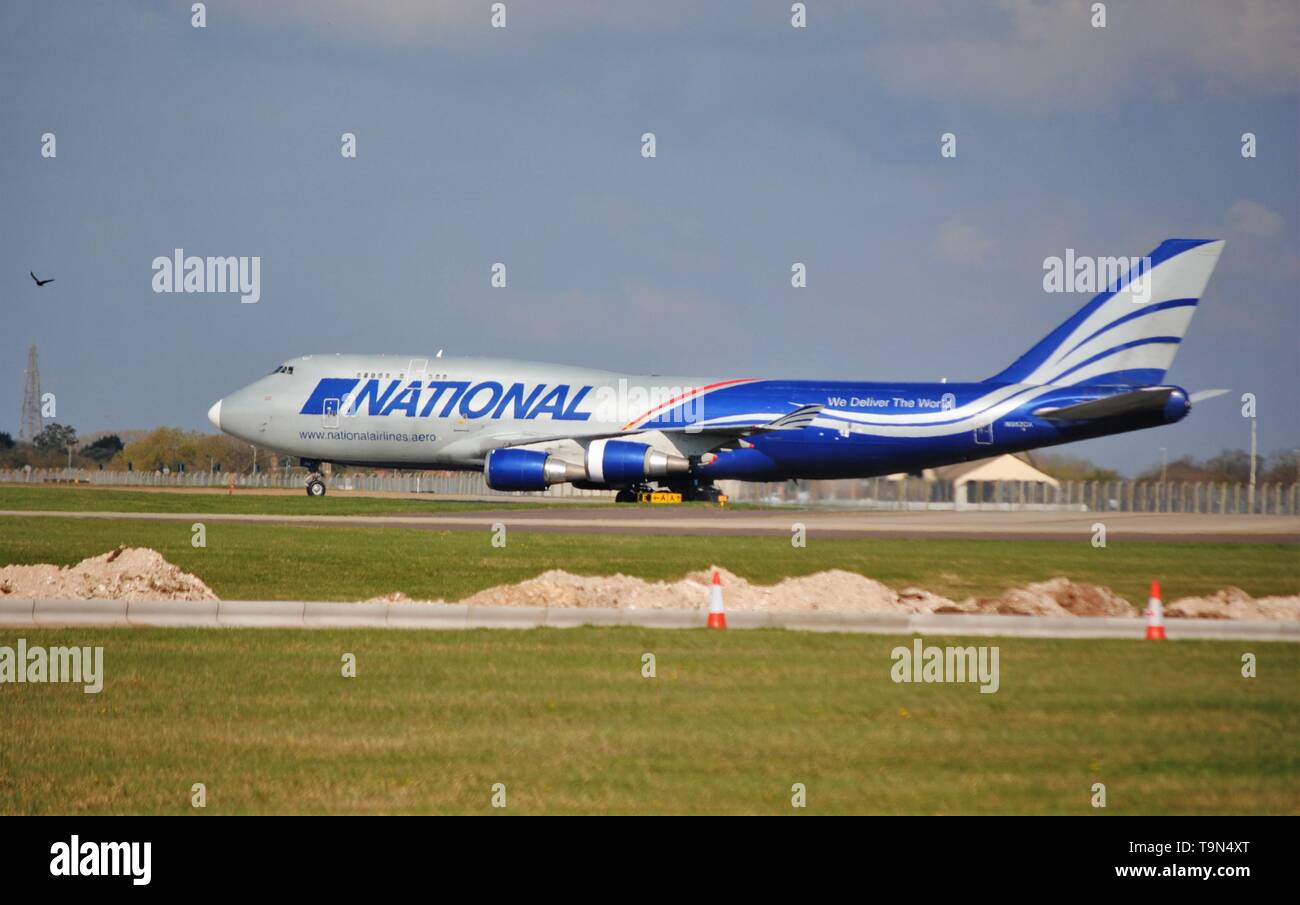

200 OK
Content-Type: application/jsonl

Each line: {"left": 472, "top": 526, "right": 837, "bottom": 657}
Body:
{"left": 1032, "top": 386, "right": 1175, "bottom": 422}
{"left": 446, "top": 405, "right": 825, "bottom": 459}
{"left": 670, "top": 403, "right": 824, "bottom": 437}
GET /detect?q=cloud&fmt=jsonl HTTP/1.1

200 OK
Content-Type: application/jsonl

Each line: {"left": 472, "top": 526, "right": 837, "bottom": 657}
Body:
{"left": 936, "top": 216, "right": 995, "bottom": 264}
{"left": 221, "top": 1, "right": 1298, "bottom": 108}
{"left": 860, "top": 0, "right": 1299, "bottom": 109}
{"left": 224, "top": 0, "right": 681, "bottom": 45}
{"left": 1226, "top": 199, "right": 1284, "bottom": 238}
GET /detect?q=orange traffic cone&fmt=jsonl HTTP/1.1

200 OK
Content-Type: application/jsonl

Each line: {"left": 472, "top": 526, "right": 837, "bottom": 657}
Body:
{"left": 707, "top": 569, "right": 727, "bottom": 629}
{"left": 1145, "top": 580, "right": 1166, "bottom": 640}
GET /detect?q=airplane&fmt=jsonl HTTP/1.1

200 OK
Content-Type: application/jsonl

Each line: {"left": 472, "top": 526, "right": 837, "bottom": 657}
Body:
{"left": 208, "top": 238, "right": 1225, "bottom": 501}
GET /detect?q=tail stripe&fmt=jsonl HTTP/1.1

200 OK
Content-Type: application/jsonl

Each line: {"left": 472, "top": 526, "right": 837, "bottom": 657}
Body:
{"left": 1058, "top": 298, "right": 1196, "bottom": 363}
{"left": 1044, "top": 336, "right": 1181, "bottom": 385}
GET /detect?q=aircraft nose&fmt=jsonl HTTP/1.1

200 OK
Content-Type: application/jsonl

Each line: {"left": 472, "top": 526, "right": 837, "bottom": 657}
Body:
{"left": 207, "top": 399, "right": 222, "bottom": 430}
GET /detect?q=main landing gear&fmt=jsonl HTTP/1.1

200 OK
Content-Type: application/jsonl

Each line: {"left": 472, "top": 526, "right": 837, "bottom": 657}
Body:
{"left": 671, "top": 480, "right": 725, "bottom": 503}
{"left": 613, "top": 480, "right": 724, "bottom": 503}
{"left": 614, "top": 484, "right": 652, "bottom": 503}
{"left": 301, "top": 459, "right": 327, "bottom": 497}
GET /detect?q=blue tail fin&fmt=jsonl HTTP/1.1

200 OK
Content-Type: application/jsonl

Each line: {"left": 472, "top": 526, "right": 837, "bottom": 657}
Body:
{"left": 987, "top": 239, "right": 1225, "bottom": 386}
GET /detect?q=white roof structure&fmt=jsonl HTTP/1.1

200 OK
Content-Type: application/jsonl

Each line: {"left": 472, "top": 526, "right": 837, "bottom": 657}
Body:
{"left": 887, "top": 453, "right": 1059, "bottom": 487}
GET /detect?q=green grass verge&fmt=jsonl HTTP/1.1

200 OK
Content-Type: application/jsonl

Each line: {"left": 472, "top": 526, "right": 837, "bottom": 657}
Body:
{"left": 0, "top": 485, "right": 605, "bottom": 516}
{"left": 1, "top": 628, "right": 1295, "bottom": 815}
{"left": 0, "top": 515, "right": 1295, "bottom": 604}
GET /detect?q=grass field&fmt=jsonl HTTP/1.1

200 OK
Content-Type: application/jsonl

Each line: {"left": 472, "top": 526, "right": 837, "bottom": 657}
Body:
{"left": 2, "top": 489, "right": 1296, "bottom": 816}
{"left": 1, "top": 627, "right": 1295, "bottom": 815}
{"left": 1, "top": 515, "right": 1296, "bottom": 604}
{"left": 0, "top": 485, "right": 606, "bottom": 516}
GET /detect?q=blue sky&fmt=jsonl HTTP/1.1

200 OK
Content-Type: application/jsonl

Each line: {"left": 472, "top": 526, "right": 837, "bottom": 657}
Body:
{"left": 2, "top": 0, "right": 1297, "bottom": 473}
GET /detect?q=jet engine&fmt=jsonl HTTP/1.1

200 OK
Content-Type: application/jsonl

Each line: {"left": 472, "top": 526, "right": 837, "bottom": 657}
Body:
{"left": 584, "top": 439, "right": 690, "bottom": 485}
{"left": 484, "top": 448, "right": 586, "bottom": 492}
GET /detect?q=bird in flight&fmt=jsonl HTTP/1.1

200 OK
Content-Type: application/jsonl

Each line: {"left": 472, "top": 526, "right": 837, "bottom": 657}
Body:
{"left": 30, "top": 271, "right": 54, "bottom": 286}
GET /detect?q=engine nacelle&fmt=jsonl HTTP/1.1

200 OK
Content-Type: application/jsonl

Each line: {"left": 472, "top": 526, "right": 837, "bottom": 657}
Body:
{"left": 484, "top": 448, "right": 585, "bottom": 491}
{"left": 585, "top": 439, "right": 690, "bottom": 485}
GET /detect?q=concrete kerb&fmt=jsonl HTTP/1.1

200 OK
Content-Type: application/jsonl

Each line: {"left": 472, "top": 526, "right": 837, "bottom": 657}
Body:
{"left": 33, "top": 599, "right": 129, "bottom": 627}
{"left": 0, "top": 598, "right": 36, "bottom": 627}
{"left": 771, "top": 611, "right": 911, "bottom": 634}
{"left": 465, "top": 605, "right": 549, "bottom": 629}
{"left": 620, "top": 608, "right": 707, "bottom": 629}
{"left": 544, "top": 607, "right": 623, "bottom": 628}
{"left": 303, "top": 601, "right": 388, "bottom": 628}
{"left": 0, "top": 599, "right": 1296, "bottom": 640}
{"left": 127, "top": 599, "right": 220, "bottom": 628}
{"left": 384, "top": 604, "right": 468, "bottom": 629}
{"left": 217, "top": 600, "right": 305, "bottom": 628}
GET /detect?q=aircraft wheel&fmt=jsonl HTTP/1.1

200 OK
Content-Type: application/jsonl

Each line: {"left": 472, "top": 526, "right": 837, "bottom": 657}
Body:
{"left": 306, "top": 478, "right": 327, "bottom": 497}
{"left": 614, "top": 489, "right": 638, "bottom": 503}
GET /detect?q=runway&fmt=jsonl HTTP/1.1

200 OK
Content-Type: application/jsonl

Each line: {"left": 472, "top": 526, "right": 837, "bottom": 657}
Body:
{"left": 1, "top": 507, "right": 1296, "bottom": 542}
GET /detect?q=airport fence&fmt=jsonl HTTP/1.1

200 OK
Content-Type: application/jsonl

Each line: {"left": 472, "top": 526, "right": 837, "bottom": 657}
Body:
{"left": 722, "top": 475, "right": 1300, "bottom": 515}
{"left": 0, "top": 468, "right": 1296, "bottom": 515}
{"left": 0, "top": 467, "right": 607, "bottom": 499}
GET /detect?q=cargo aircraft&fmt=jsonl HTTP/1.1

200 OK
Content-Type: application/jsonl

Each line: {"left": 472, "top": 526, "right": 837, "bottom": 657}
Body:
{"left": 208, "top": 239, "right": 1225, "bottom": 500}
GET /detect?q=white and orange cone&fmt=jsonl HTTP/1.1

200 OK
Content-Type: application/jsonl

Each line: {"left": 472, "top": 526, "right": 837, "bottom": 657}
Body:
{"left": 1145, "top": 580, "right": 1166, "bottom": 640}
{"left": 707, "top": 569, "right": 727, "bottom": 629}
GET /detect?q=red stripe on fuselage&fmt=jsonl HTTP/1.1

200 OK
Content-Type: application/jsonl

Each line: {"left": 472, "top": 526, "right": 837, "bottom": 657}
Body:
{"left": 621, "top": 378, "right": 761, "bottom": 431}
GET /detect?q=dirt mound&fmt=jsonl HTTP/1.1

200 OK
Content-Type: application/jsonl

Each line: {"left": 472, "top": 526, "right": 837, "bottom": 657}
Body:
{"left": 0, "top": 546, "right": 217, "bottom": 601}
{"left": 942, "top": 578, "right": 1135, "bottom": 618}
{"left": 377, "top": 569, "right": 1298, "bottom": 620}
{"left": 1166, "top": 588, "right": 1300, "bottom": 621}
{"left": 460, "top": 567, "right": 953, "bottom": 614}
{"left": 2, "top": 547, "right": 1295, "bottom": 621}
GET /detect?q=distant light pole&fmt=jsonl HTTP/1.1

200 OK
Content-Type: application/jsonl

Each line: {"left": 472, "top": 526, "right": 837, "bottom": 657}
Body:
{"left": 1159, "top": 447, "right": 1167, "bottom": 511}
{"left": 1248, "top": 416, "right": 1258, "bottom": 512}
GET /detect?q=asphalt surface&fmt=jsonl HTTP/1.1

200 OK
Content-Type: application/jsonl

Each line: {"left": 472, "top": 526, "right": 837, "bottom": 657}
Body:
{"left": 2, "top": 507, "right": 1296, "bottom": 542}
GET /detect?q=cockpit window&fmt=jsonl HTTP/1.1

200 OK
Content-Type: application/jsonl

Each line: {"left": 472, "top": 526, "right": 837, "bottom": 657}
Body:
{"left": 270, "top": 365, "right": 295, "bottom": 375}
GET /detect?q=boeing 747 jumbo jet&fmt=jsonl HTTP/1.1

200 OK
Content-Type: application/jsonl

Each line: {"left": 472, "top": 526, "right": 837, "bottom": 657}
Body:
{"left": 209, "top": 239, "right": 1225, "bottom": 500}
